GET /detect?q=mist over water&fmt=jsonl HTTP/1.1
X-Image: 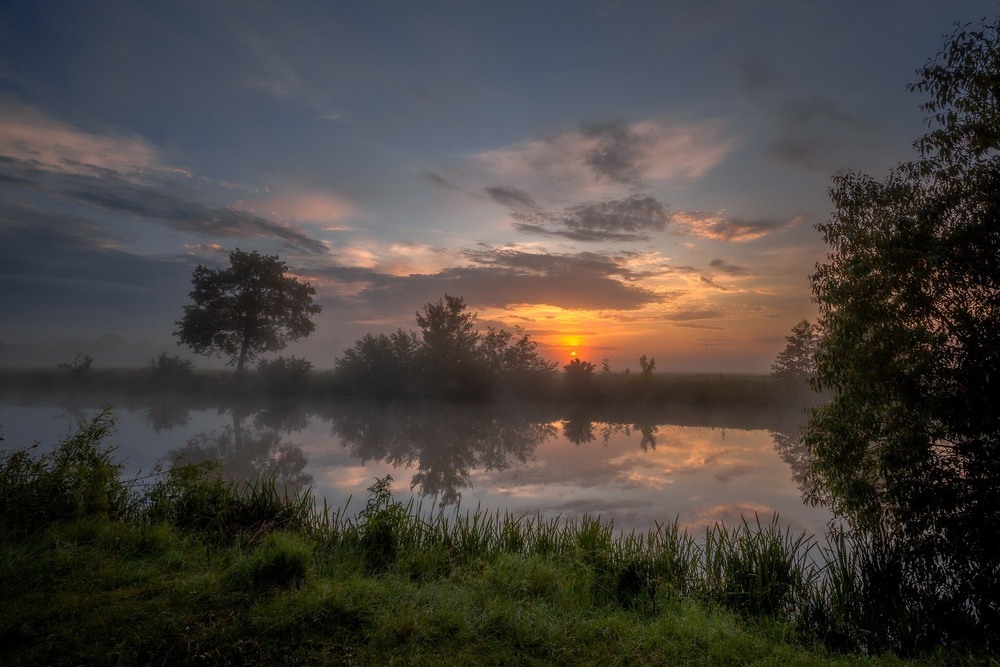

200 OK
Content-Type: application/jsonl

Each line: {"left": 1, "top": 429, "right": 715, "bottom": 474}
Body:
{"left": 0, "top": 395, "right": 831, "bottom": 536}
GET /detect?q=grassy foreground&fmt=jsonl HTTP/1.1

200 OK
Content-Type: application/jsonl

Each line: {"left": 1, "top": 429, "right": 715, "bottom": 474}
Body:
{"left": 0, "top": 411, "right": 975, "bottom": 665}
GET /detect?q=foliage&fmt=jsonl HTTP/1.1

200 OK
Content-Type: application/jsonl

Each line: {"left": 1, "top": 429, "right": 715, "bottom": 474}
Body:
{"left": 771, "top": 320, "right": 819, "bottom": 380}
{"left": 414, "top": 294, "right": 488, "bottom": 398}
{"left": 638, "top": 354, "right": 656, "bottom": 379}
{"left": 334, "top": 294, "right": 555, "bottom": 398}
{"left": 256, "top": 355, "right": 313, "bottom": 393}
{"left": 0, "top": 420, "right": 983, "bottom": 662}
{"left": 563, "top": 357, "right": 597, "bottom": 400}
{"left": 57, "top": 351, "right": 93, "bottom": 376}
{"left": 147, "top": 352, "right": 194, "bottom": 389}
{"left": 334, "top": 329, "right": 422, "bottom": 397}
{"left": 0, "top": 408, "right": 130, "bottom": 532}
{"left": 805, "top": 17, "right": 1000, "bottom": 651}
{"left": 174, "top": 249, "right": 321, "bottom": 377}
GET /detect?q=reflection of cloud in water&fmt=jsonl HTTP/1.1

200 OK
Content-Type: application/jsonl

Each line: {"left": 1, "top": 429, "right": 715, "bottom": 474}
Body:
{"left": 685, "top": 503, "right": 778, "bottom": 532}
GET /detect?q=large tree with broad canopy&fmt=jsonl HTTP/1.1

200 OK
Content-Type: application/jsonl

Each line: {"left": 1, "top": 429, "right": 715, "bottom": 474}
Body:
{"left": 175, "top": 249, "right": 320, "bottom": 378}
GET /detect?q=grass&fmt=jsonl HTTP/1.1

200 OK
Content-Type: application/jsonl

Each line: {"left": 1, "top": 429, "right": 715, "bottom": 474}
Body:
{"left": 0, "top": 410, "right": 990, "bottom": 665}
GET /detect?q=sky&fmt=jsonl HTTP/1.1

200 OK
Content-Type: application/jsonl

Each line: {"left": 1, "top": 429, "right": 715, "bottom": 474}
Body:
{"left": 1, "top": 1, "right": 996, "bottom": 372}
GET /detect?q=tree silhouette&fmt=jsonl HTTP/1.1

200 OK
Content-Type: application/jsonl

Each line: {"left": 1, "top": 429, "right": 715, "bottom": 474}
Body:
{"left": 770, "top": 320, "right": 819, "bottom": 381}
{"left": 805, "top": 18, "right": 1000, "bottom": 648}
{"left": 415, "top": 294, "right": 484, "bottom": 398}
{"left": 174, "top": 249, "right": 320, "bottom": 378}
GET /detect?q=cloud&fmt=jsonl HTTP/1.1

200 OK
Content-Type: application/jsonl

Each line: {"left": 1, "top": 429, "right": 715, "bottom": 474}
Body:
{"left": 767, "top": 96, "right": 879, "bottom": 171}
{"left": 464, "top": 118, "right": 733, "bottom": 201}
{"left": 0, "top": 102, "right": 161, "bottom": 176}
{"left": 236, "top": 188, "right": 355, "bottom": 229}
{"left": 709, "top": 258, "right": 750, "bottom": 275}
{"left": 512, "top": 194, "right": 669, "bottom": 243}
{"left": 664, "top": 310, "right": 724, "bottom": 322}
{"left": 67, "top": 184, "right": 327, "bottom": 254}
{"left": 669, "top": 210, "right": 800, "bottom": 242}
{"left": 0, "top": 201, "right": 195, "bottom": 336}
{"left": 484, "top": 185, "right": 537, "bottom": 210}
{"left": 0, "top": 105, "right": 329, "bottom": 254}
{"left": 340, "top": 248, "right": 665, "bottom": 314}
{"left": 673, "top": 322, "right": 726, "bottom": 330}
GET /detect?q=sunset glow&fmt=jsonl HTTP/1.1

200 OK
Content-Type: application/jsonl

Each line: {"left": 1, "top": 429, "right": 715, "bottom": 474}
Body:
{"left": 1, "top": 1, "right": 989, "bottom": 371}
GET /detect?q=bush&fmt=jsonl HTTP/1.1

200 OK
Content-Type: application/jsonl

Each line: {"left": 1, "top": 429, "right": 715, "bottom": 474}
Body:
{"left": 239, "top": 531, "right": 312, "bottom": 590}
{"left": 256, "top": 356, "right": 313, "bottom": 394}
{"left": 0, "top": 408, "right": 130, "bottom": 533}
{"left": 147, "top": 352, "right": 194, "bottom": 389}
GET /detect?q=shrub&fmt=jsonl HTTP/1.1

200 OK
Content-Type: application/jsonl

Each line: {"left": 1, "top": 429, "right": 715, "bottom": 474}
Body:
{"left": 241, "top": 531, "right": 313, "bottom": 590}
{"left": 147, "top": 352, "right": 195, "bottom": 389}
{"left": 0, "top": 408, "right": 130, "bottom": 533}
{"left": 257, "top": 355, "right": 313, "bottom": 394}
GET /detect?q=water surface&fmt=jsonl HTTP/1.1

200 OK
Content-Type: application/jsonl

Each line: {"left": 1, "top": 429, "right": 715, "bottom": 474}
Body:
{"left": 0, "top": 398, "right": 831, "bottom": 536}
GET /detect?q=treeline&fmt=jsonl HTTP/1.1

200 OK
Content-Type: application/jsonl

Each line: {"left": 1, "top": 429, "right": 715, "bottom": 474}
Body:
{"left": 332, "top": 295, "right": 557, "bottom": 400}
{"left": 0, "top": 298, "right": 816, "bottom": 408}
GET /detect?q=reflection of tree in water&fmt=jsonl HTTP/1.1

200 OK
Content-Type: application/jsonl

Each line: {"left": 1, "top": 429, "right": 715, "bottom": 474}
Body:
{"left": 769, "top": 418, "right": 811, "bottom": 495}
{"left": 252, "top": 401, "right": 310, "bottom": 434}
{"left": 142, "top": 399, "right": 191, "bottom": 432}
{"left": 561, "top": 411, "right": 659, "bottom": 451}
{"left": 167, "top": 409, "right": 312, "bottom": 495}
{"left": 328, "top": 402, "right": 556, "bottom": 506}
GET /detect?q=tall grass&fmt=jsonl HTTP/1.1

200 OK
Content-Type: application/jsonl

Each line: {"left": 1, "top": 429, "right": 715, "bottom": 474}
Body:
{"left": 1, "top": 409, "right": 987, "bottom": 662}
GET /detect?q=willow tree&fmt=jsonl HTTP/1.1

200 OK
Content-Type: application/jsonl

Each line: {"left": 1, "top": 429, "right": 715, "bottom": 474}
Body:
{"left": 174, "top": 249, "right": 320, "bottom": 378}
{"left": 805, "top": 18, "right": 1000, "bottom": 649}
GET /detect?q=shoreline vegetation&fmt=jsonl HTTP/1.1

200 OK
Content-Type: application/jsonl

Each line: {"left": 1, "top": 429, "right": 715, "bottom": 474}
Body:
{"left": 0, "top": 410, "right": 985, "bottom": 665}
{"left": 0, "top": 365, "right": 822, "bottom": 406}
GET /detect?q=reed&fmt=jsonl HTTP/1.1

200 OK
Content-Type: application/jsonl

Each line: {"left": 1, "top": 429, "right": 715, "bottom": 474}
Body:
{"left": 0, "top": 410, "right": 985, "bottom": 663}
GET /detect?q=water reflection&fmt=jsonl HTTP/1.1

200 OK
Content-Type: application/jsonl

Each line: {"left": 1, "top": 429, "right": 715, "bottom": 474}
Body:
{"left": 143, "top": 400, "right": 191, "bottom": 432}
{"left": 167, "top": 408, "right": 312, "bottom": 495}
{"left": 0, "top": 396, "right": 829, "bottom": 534}
{"left": 327, "top": 402, "right": 556, "bottom": 506}
{"left": 561, "top": 409, "right": 658, "bottom": 450}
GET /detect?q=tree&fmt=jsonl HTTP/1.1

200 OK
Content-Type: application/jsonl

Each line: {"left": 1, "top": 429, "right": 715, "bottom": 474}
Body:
{"left": 770, "top": 320, "right": 819, "bottom": 380}
{"left": 804, "top": 18, "right": 1000, "bottom": 650}
{"left": 334, "top": 330, "right": 422, "bottom": 397}
{"left": 175, "top": 249, "right": 320, "bottom": 378}
{"left": 563, "top": 358, "right": 597, "bottom": 400}
{"left": 415, "top": 294, "right": 486, "bottom": 398}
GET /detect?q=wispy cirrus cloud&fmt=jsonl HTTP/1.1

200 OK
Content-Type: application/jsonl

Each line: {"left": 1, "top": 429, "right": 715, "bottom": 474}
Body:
{"left": 0, "top": 102, "right": 163, "bottom": 176}
{"left": 0, "top": 103, "right": 329, "bottom": 254}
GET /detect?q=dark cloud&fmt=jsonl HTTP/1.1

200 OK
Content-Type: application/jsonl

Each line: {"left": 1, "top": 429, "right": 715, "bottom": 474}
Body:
{"left": 513, "top": 194, "right": 669, "bottom": 243}
{"left": 0, "top": 157, "right": 328, "bottom": 254}
{"left": 767, "top": 96, "right": 878, "bottom": 171}
{"left": 0, "top": 202, "right": 195, "bottom": 338}
{"left": 709, "top": 258, "right": 750, "bottom": 275}
{"left": 484, "top": 185, "right": 537, "bottom": 210}
{"left": 422, "top": 169, "right": 466, "bottom": 192}
{"left": 673, "top": 322, "right": 726, "bottom": 330}
{"left": 579, "top": 120, "right": 646, "bottom": 186}
{"left": 348, "top": 248, "right": 663, "bottom": 314}
{"left": 664, "top": 310, "right": 724, "bottom": 321}
{"left": 700, "top": 275, "right": 729, "bottom": 291}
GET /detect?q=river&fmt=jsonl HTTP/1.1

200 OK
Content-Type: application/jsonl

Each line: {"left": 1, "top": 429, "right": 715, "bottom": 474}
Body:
{"left": 0, "top": 396, "right": 832, "bottom": 536}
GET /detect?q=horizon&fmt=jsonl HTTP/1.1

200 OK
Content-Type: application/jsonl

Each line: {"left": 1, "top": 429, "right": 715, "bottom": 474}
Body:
{"left": 2, "top": 2, "right": 994, "bottom": 373}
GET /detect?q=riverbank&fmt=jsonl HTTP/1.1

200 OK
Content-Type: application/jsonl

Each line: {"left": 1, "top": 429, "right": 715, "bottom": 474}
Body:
{"left": 0, "top": 412, "right": 977, "bottom": 665}
{"left": 2, "top": 516, "right": 937, "bottom": 666}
